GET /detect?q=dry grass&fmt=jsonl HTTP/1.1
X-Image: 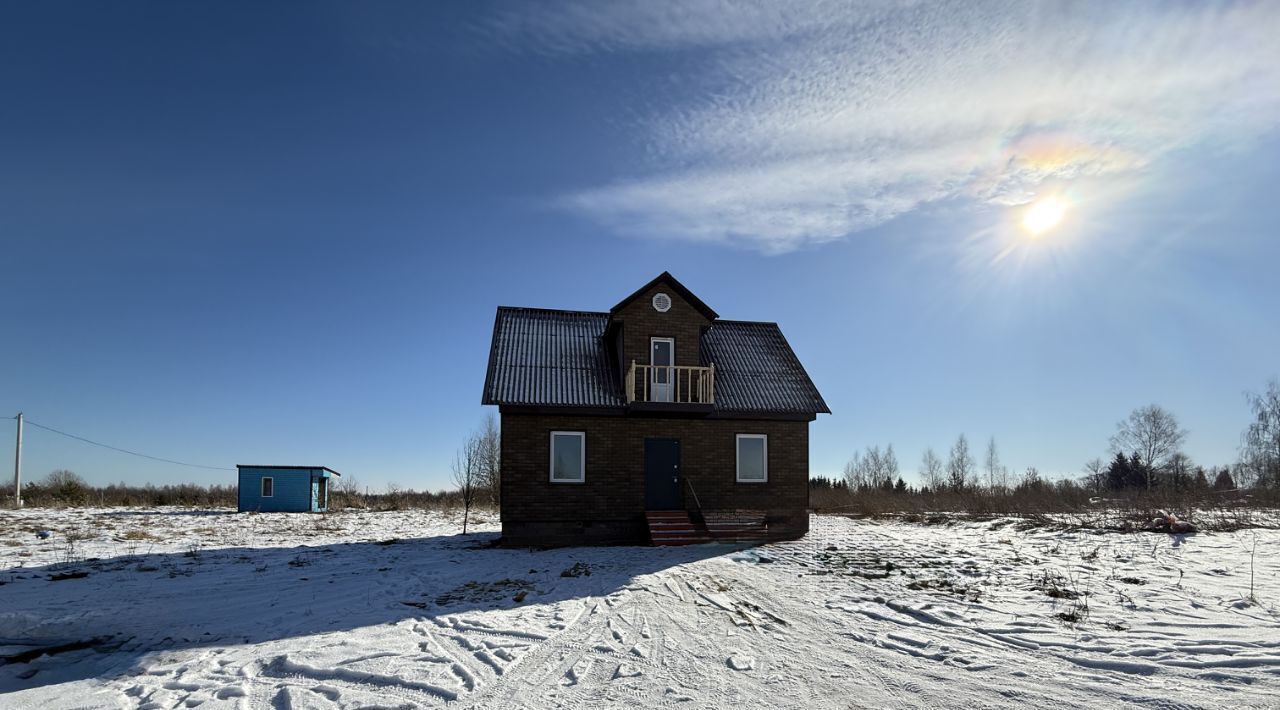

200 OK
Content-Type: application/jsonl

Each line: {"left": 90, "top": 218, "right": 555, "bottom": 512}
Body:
{"left": 810, "top": 485, "right": 1280, "bottom": 532}
{"left": 1, "top": 479, "right": 486, "bottom": 512}
{"left": 2, "top": 482, "right": 238, "bottom": 508}
{"left": 119, "top": 529, "right": 159, "bottom": 541}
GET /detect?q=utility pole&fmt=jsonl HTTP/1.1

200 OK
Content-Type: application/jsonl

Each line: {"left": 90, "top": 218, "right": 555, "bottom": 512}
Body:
{"left": 13, "top": 412, "right": 21, "bottom": 508}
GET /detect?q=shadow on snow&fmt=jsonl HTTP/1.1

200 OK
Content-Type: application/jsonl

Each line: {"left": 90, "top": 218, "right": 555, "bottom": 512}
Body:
{"left": 92, "top": 509, "right": 239, "bottom": 518}
{"left": 0, "top": 529, "right": 730, "bottom": 693}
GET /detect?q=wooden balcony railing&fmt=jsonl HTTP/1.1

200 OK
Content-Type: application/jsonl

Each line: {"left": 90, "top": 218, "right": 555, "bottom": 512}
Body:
{"left": 626, "top": 361, "right": 715, "bottom": 405}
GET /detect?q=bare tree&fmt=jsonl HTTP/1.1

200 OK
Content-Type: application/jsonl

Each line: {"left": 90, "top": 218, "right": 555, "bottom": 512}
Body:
{"left": 844, "top": 446, "right": 878, "bottom": 491}
{"left": 842, "top": 451, "right": 864, "bottom": 491}
{"left": 452, "top": 432, "right": 482, "bottom": 534}
{"left": 947, "top": 434, "right": 973, "bottom": 492}
{"left": 864, "top": 445, "right": 884, "bottom": 488}
{"left": 1167, "top": 452, "right": 1195, "bottom": 488}
{"left": 1022, "top": 466, "right": 1042, "bottom": 489}
{"left": 919, "top": 448, "right": 945, "bottom": 492}
{"left": 44, "top": 469, "right": 86, "bottom": 489}
{"left": 984, "top": 436, "right": 1003, "bottom": 491}
{"left": 44, "top": 470, "right": 89, "bottom": 505}
{"left": 1241, "top": 380, "right": 1280, "bottom": 489}
{"left": 475, "top": 413, "right": 501, "bottom": 506}
{"left": 842, "top": 445, "right": 900, "bottom": 491}
{"left": 882, "top": 445, "right": 900, "bottom": 490}
{"left": 1082, "top": 457, "right": 1105, "bottom": 493}
{"left": 1109, "top": 404, "right": 1188, "bottom": 483}
{"left": 384, "top": 482, "right": 407, "bottom": 510}
{"left": 333, "top": 475, "right": 365, "bottom": 509}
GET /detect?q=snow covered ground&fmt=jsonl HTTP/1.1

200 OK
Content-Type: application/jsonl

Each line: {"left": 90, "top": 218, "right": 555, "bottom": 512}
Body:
{"left": 1, "top": 508, "right": 1277, "bottom": 709}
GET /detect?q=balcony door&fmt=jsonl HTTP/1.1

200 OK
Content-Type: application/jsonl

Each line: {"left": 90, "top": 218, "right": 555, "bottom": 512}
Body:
{"left": 650, "top": 337, "right": 674, "bottom": 402}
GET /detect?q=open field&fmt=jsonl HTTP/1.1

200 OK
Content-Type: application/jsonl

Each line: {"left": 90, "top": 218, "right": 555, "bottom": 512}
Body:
{"left": 1, "top": 508, "right": 1277, "bottom": 709}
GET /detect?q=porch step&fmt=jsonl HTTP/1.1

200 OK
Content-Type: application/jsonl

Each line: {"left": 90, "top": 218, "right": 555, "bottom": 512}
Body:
{"left": 645, "top": 511, "right": 712, "bottom": 546}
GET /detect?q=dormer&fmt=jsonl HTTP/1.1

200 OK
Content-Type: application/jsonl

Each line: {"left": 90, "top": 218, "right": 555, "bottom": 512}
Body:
{"left": 607, "top": 272, "right": 719, "bottom": 409}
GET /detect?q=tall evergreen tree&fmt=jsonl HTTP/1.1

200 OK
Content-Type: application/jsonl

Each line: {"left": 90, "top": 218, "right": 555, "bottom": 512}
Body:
{"left": 1105, "top": 452, "right": 1131, "bottom": 490}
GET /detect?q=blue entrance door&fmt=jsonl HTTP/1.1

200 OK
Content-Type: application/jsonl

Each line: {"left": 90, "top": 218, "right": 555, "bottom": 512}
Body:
{"left": 644, "top": 439, "right": 681, "bottom": 509}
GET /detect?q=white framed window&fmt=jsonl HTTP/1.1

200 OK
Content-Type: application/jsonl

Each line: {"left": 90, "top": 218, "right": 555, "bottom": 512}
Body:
{"left": 736, "top": 434, "right": 768, "bottom": 483}
{"left": 261, "top": 477, "right": 274, "bottom": 497}
{"left": 550, "top": 431, "right": 586, "bottom": 483}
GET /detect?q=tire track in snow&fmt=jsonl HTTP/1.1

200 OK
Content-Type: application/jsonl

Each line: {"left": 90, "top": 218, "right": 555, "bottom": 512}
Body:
{"left": 258, "top": 653, "right": 459, "bottom": 702}
{"left": 460, "top": 574, "right": 743, "bottom": 709}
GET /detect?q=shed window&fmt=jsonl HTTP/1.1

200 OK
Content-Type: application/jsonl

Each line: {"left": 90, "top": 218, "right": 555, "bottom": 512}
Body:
{"left": 261, "top": 477, "right": 274, "bottom": 497}
{"left": 550, "top": 431, "right": 585, "bottom": 483}
{"left": 736, "top": 434, "right": 768, "bottom": 483}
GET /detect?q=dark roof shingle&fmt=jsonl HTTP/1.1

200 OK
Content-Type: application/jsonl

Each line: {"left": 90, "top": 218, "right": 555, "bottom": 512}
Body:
{"left": 482, "top": 309, "right": 829, "bottom": 415}
{"left": 700, "top": 321, "right": 830, "bottom": 414}
{"left": 482, "top": 308, "right": 624, "bottom": 408}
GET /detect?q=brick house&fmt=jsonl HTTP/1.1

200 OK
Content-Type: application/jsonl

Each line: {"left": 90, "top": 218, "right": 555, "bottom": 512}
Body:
{"left": 481, "top": 272, "right": 829, "bottom": 546}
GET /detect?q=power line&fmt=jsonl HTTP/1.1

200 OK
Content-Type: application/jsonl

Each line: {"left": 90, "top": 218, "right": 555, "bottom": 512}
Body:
{"left": 20, "top": 417, "right": 233, "bottom": 471}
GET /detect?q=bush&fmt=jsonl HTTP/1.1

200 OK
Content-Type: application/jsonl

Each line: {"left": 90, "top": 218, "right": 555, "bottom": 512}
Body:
{"left": 44, "top": 470, "right": 90, "bottom": 506}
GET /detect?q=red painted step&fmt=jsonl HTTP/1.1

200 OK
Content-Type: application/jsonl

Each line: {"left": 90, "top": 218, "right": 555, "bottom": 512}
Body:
{"left": 645, "top": 510, "right": 712, "bottom": 546}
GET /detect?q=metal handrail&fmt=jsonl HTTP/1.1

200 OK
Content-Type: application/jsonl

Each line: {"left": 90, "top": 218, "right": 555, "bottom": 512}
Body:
{"left": 686, "top": 478, "right": 706, "bottom": 516}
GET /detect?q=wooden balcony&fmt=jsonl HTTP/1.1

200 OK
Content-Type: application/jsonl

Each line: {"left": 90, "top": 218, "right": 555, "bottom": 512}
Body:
{"left": 626, "top": 361, "right": 715, "bottom": 408}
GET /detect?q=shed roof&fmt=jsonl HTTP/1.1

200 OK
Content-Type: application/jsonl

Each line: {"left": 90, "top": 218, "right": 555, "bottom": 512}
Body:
{"left": 236, "top": 465, "right": 342, "bottom": 476}
{"left": 481, "top": 308, "right": 829, "bottom": 414}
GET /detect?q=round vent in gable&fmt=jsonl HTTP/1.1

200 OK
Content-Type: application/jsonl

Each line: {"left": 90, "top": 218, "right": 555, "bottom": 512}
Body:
{"left": 652, "top": 292, "right": 672, "bottom": 312}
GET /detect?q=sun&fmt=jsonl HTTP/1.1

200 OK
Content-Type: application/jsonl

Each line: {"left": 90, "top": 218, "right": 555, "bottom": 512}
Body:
{"left": 1021, "top": 196, "right": 1069, "bottom": 237}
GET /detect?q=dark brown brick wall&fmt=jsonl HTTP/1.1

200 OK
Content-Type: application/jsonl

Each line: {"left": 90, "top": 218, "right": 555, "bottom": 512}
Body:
{"left": 613, "top": 282, "right": 711, "bottom": 370}
{"left": 499, "top": 412, "right": 810, "bottom": 545}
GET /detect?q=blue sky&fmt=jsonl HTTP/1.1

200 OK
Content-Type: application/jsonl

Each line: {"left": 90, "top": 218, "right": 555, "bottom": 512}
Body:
{"left": 3, "top": 1, "right": 1279, "bottom": 490}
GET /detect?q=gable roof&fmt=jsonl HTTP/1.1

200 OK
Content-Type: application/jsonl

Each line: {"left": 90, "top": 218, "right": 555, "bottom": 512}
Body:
{"left": 482, "top": 308, "right": 829, "bottom": 414}
{"left": 482, "top": 307, "right": 625, "bottom": 408}
{"left": 610, "top": 271, "right": 719, "bottom": 321}
{"left": 701, "top": 321, "right": 830, "bottom": 414}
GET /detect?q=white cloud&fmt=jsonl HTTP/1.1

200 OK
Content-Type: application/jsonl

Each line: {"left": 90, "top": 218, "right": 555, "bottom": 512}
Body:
{"left": 496, "top": 1, "right": 1280, "bottom": 253}
{"left": 481, "top": 0, "right": 907, "bottom": 56}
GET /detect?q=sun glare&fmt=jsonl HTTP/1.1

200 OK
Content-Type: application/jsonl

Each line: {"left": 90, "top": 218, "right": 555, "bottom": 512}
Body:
{"left": 1021, "top": 196, "right": 1069, "bottom": 236}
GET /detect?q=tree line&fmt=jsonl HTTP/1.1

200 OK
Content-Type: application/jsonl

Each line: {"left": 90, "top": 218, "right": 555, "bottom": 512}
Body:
{"left": 1, "top": 469, "right": 487, "bottom": 511}
{"left": 821, "top": 379, "right": 1280, "bottom": 507}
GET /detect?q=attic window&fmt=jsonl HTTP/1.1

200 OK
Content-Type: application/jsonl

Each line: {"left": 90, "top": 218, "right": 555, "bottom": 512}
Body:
{"left": 652, "top": 292, "right": 672, "bottom": 312}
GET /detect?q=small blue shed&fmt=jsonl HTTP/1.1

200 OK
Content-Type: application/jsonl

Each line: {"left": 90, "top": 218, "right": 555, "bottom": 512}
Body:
{"left": 236, "top": 465, "right": 341, "bottom": 513}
